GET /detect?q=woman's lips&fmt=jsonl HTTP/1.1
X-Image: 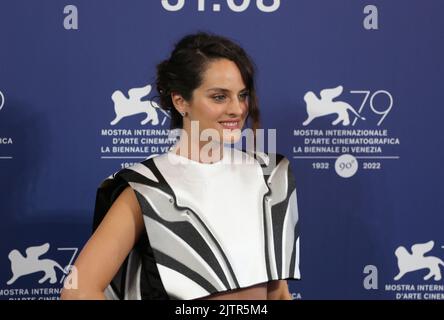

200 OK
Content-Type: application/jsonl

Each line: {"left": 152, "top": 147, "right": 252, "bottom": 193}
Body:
{"left": 219, "top": 121, "right": 240, "bottom": 130}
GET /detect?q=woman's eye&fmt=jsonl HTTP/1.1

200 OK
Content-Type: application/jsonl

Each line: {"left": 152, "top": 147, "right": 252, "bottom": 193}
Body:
{"left": 240, "top": 93, "right": 249, "bottom": 100}
{"left": 213, "top": 93, "right": 249, "bottom": 102}
{"left": 213, "top": 95, "right": 225, "bottom": 102}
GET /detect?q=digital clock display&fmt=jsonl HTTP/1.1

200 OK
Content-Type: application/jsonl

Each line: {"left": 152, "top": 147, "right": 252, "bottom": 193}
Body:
{"left": 161, "top": 0, "right": 281, "bottom": 13}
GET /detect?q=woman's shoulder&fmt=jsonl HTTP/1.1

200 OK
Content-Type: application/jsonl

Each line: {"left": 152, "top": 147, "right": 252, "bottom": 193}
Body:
{"left": 93, "top": 156, "right": 164, "bottom": 232}
{"left": 96, "top": 155, "right": 163, "bottom": 192}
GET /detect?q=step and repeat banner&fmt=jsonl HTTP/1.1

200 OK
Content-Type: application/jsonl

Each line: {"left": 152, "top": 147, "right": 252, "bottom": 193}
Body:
{"left": 1, "top": 1, "right": 443, "bottom": 300}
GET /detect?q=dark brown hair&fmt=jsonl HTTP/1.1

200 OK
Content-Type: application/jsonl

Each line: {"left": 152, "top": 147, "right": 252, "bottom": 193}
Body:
{"left": 155, "top": 31, "right": 261, "bottom": 145}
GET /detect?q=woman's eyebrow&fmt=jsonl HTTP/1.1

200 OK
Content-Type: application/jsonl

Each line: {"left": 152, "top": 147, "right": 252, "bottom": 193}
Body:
{"left": 206, "top": 87, "right": 248, "bottom": 93}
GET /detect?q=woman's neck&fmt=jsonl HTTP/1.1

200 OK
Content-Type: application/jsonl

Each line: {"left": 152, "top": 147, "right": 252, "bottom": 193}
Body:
{"left": 170, "top": 137, "right": 224, "bottom": 164}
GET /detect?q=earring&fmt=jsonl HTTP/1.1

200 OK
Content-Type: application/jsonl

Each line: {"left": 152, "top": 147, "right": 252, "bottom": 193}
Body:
{"left": 180, "top": 111, "right": 187, "bottom": 117}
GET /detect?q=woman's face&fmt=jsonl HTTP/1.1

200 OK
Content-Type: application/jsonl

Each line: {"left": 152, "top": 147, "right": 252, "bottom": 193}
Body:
{"left": 173, "top": 58, "right": 250, "bottom": 145}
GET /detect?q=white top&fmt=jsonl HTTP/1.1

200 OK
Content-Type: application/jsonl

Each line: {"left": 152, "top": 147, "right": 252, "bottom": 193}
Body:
{"left": 155, "top": 147, "right": 269, "bottom": 288}
{"left": 93, "top": 145, "right": 300, "bottom": 300}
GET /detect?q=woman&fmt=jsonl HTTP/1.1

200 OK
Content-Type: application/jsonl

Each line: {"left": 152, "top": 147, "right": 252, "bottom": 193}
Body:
{"left": 60, "top": 31, "right": 300, "bottom": 300}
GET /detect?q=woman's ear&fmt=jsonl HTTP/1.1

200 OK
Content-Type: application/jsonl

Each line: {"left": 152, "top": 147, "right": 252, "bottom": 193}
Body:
{"left": 171, "top": 91, "right": 189, "bottom": 115}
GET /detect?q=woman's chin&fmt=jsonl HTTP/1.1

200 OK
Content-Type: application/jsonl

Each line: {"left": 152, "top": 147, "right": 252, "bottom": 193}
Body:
{"left": 221, "top": 129, "right": 242, "bottom": 144}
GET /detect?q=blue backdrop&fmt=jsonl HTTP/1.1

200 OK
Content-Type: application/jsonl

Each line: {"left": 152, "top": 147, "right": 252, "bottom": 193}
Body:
{"left": 1, "top": 0, "right": 443, "bottom": 300}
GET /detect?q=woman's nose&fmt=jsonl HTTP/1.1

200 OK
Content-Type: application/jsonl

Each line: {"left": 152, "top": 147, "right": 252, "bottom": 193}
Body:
{"left": 227, "top": 97, "right": 245, "bottom": 116}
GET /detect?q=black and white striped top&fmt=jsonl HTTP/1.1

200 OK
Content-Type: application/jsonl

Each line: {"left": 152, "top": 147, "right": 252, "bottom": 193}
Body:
{"left": 93, "top": 146, "right": 300, "bottom": 300}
